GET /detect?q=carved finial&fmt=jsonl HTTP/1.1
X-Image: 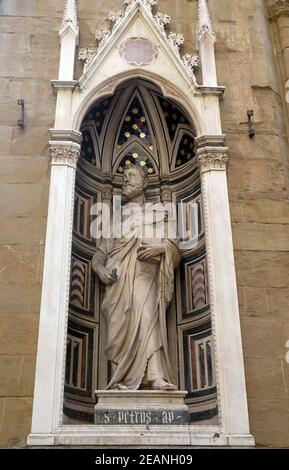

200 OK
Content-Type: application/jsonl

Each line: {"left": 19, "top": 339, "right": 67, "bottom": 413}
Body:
{"left": 197, "top": 0, "right": 215, "bottom": 42}
{"left": 59, "top": 0, "right": 79, "bottom": 36}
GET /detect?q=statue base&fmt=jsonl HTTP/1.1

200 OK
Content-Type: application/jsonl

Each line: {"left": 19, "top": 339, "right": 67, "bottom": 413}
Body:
{"left": 94, "top": 390, "right": 189, "bottom": 426}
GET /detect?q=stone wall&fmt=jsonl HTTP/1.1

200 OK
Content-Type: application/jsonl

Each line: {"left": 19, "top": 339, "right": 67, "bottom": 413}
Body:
{"left": 0, "top": 0, "right": 289, "bottom": 447}
{"left": 0, "top": 0, "right": 62, "bottom": 446}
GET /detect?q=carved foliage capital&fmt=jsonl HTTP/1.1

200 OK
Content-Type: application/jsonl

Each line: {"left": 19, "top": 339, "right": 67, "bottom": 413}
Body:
{"left": 266, "top": 0, "right": 289, "bottom": 19}
{"left": 50, "top": 145, "right": 80, "bottom": 169}
{"left": 197, "top": 152, "right": 229, "bottom": 173}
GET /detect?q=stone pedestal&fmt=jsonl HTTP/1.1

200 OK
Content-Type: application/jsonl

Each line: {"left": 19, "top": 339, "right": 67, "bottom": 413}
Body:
{"left": 94, "top": 390, "right": 189, "bottom": 426}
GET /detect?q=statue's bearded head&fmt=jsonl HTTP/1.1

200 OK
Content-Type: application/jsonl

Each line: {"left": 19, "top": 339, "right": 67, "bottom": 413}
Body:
{"left": 122, "top": 164, "right": 148, "bottom": 200}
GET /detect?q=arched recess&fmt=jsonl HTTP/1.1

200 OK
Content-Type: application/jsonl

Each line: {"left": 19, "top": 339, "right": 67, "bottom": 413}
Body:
{"left": 63, "top": 78, "right": 218, "bottom": 425}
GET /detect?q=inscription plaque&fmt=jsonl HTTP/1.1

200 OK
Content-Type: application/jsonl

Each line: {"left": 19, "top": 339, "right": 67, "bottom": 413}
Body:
{"left": 94, "top": 409, "right": 189, "bottom": 426}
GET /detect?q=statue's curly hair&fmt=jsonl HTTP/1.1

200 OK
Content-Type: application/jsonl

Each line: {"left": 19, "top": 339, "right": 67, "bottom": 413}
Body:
{"left": 123, "top": 162, "right": 148, "bottom": 187}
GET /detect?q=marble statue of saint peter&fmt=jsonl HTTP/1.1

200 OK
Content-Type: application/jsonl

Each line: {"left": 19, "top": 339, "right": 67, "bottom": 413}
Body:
{"left": 92, "top": 163, "right": 181, "bottom": 391}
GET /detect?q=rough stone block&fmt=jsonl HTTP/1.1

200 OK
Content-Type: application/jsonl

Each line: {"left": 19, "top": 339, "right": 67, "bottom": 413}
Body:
{"left": 232, "top": 223, "right": 289, "bottom": 251}
{"left": 0, "top": 397, "right": 33, "bottom": 447}
{"left": 240, "top": 316, "right": 285, "bottom": 358}
{"left": 248, "top": 398, "right": 289, "bottom": 448}
{"left": 0, "top": 183, "right": 49, "bottom": 216}
{"left": 11, "top": 127, "right": 50, "bottom": 157}
{"left": 230, "top": 199, "right": 289, "bottom": 224}
{"left": 235, "top": 251, "right": 289, "bottom": 288}
{"left": 0, "top": 217, "right": 47, "bottom": 245}
{"left": 0, "top": 126, "right": 13, "bottom": 155}
{"left": 0, "top": 154, "right": 50, "bottom": 184}
{"left": 243, "top": 287, "right": 270, "bottom": 318}
{"left": 244, "top": 357, "right": 287, "bottom": 400}
{"left": 0, "top": 356, "right": 35, "bottom": 396}
{"left": 0, "top": 245, "right": 44, "bottom": 285}
{"left": 0, "top": 282, "right": 41, "bottom": 314}
{"left": 0, "top": 314, "right": 39, "bottom": 355}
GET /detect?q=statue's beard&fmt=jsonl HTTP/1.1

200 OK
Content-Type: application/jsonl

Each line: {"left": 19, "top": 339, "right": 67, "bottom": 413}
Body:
{"left": 122, "top": 184, "right": 144, "bottom": 200}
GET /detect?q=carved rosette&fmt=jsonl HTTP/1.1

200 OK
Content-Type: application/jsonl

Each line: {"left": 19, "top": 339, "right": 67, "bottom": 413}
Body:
{"left": 197, "top": 152, "right": 229, "bottom": 173}
{"left": 50, "top": 145, "right": 80, "bottom": 169}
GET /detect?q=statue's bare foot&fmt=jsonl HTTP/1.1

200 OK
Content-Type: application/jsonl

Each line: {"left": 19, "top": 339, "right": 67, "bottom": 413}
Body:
{"left": 151, "top": 378, "right": 178, "bottom": 391}
{"left": 111, "top": 383, "right": 129, "bottom": 390}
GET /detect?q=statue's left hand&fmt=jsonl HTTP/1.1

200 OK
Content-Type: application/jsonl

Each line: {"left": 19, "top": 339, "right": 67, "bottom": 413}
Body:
{"left": 137, "top": 242, "right": 165, "bottom": 262}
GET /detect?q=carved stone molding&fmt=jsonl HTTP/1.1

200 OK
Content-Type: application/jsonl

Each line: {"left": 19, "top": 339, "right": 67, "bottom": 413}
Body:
{"left": 108, "top": 10, "right": 124, "bottom": 26}
{"left": 266, "top": 0, "right": 289, "bottom": 20}
{"left": 182, "top": 53, "right": 199, "bottom": 73}
{"left": 154, "top": 12, "right": 171, "bottom": 34}
{"left": 167, "top": 32, "right": 185, "bottom": 51}
{"left": 50, "top": 144, "right": 81, "bottom": 169}
{"left": 78, "top": 47, "right": 98, "bottom": 73}
{"left": 197, "top": 151, "right": 229, "bottom": 173}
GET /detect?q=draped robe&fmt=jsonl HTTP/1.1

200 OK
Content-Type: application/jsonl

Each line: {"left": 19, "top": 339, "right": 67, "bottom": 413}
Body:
{"left": 93, "top": 203, "right": 181, "bottom": 390}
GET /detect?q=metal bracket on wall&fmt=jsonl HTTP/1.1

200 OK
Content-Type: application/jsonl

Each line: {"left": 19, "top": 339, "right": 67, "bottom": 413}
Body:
{"left": 17, "top": 99, "right": 25, "bottom": 129}
{"left": 247, "top": 110, "right": 255, "bottom": 138}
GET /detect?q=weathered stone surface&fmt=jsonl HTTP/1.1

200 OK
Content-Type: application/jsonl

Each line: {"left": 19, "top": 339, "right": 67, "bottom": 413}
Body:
{"left": 0, "top": 126, "right": 13, "bottom": 154}
{"left": 232, "top": 223, "right": 289, "bottom": 251}
{"left": 243, "top": 287, "right": 271, "bottom": 318}
{"left": 230, "top": 199, "right": 289, "bottom": 224}
{"left": 240, "top": 287, "right": 289, "bottom": 320}
{"left": 0, "top": 398, "right": 33, "bottom": 447}
{"left": 0, "top": 217, "right": 47, "bottom": 245}
{"left": 235, "top": 251, "right": 289, "bottom": 288}
{"left": 0, "top": 314, "right": 39, "bottom": 355}
{"left": 0, "top": 79, "right": 56, "bottom": 127}
{"left": 0, "top": 356, "right": 36, "bottom": 396}
{"left": 11, "top": 127, "right": 50, "bottom": 157}
{"left": 244, "top": 358, "right": 287, "bottom": 400}
{"left": 241, "top": 316, "right": 285, "bottom": 358}
{"left": 0, "top": 245, "right": 44, "bottom": 284}
{"left": 0, "top": 183, "right": 49, "bottom": 217}
{"left": 0, "top": 283, "right": 41, "bottom": 314}
{"left": 0, "top": 155, "right": 49, "bottom": 184}
{"left": 248, "top": 398, "right": 289, "bottom": 448}
{"left": 267, "top": 289, "right": 289, "bottom": 320}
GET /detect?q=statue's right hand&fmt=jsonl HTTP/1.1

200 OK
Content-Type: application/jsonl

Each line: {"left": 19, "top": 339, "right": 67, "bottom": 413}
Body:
{"left": 95, "top": 266, "right": 117, "bottom": 286}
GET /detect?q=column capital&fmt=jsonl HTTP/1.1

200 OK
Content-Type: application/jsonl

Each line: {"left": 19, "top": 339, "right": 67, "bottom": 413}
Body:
{"left": 49, "top": 141, "right": 81, "bottom": 169}
{"left": 266, "top": 0, "right": 289, "bottom": 20}
{"left": 197, "top": 148, "right": 229, "bottom": 173}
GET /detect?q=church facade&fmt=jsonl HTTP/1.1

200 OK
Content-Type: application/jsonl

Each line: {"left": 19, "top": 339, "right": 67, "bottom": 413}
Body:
{"left": 0, "top": 0, "right": 289, "bottom": 448}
